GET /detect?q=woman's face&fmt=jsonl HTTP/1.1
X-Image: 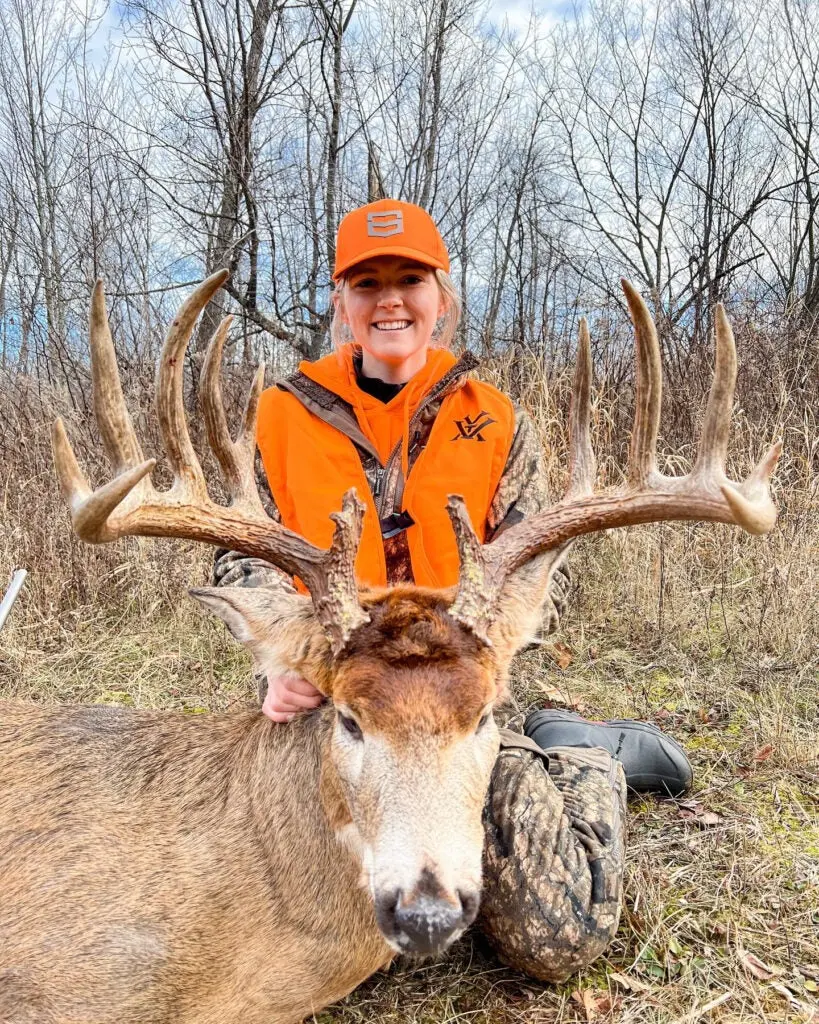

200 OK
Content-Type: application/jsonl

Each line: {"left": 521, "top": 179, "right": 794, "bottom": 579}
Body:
{"left": 336, "top": 255, "right": 445, "bottom": 383}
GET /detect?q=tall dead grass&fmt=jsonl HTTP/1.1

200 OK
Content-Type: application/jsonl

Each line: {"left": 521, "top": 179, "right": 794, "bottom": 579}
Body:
{"left": 1, "top": 329, "right": 816, "bottom": 702}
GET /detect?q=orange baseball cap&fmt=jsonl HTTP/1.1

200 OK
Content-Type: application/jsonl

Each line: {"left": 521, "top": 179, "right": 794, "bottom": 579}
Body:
{"left": 333, "top": 199, "right": 450, "bottom": 280}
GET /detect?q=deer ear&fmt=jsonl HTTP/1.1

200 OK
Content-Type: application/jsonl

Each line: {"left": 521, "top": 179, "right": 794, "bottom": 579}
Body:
{"left": 485, "top": 551, "right": 565, "bottom": 662}
{"left": 189, "top": 586, "right": 275, "bottom": 644}
{"left": 189, "top": 587, "right": 333, "bottom": 691}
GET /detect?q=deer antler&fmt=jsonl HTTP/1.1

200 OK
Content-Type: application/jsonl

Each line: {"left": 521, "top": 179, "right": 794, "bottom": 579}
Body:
{"left": 448, "top": 280, "right": 781, "bottom": 642}
{"left": 53, "top": 272, "right": 369, "bottom": 653}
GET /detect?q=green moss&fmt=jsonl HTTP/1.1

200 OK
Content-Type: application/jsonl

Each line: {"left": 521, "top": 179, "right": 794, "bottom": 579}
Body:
{"left": 97, "top": 690, "right": 134, "bottom": 706}
{"left": 684, "top": 733, "right": 724, "bottom": 752}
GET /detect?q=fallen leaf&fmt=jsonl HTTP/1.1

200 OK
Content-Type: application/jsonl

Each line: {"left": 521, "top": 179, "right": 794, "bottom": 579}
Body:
{"left": 536, "top": 681, "right": 584, "bottom": 708}
{"left": 570, "top": 988, "right": 617, "bottom": 1020}
{"left": 737, "top": 950, "right": 777, "bottom": 980}
{"left": 668, "top": 935, "right": 685, "bottom": 957}
{"left": 697, "top": 811, "right": 724, "bottom": 826}
{"left": 549, "top": 641, "right": 574, "bottom": 670}
{"left": 570, "top": 989, "right": 590, "bottom": 1019}
{"left": 608, "top": 971, "right": 652, "bottom": 993}
{"left": 677, "top": 801, "right": 725, "bottom": 827}
{"left": 753, "top": 743, "right": 775, "bottom": 762}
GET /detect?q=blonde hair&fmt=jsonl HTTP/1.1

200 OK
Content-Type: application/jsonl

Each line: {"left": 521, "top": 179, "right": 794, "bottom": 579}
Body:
{"left": 330, "top": 268, "right": 462, "bottom": 351}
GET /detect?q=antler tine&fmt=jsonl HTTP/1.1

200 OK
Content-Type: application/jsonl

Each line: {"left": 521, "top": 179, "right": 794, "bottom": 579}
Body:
{"left": 622, "top": 280, "right": 661, "bottom": 488}
{"left": 692, "top": 303, "right": 736, "bottom": 478}
{"left": 721, "top": 439, "right": 782, "bottom": 534}
{"left": 90, "top": 281, "right": 148, "bottom": 480}
{"left": 446, "top": 494, "right": 491, "bottom": 637}
{"left": 567, "top": 317, "right": 596, "bottom": 499}
{"left": 447, "top": 317, "right": 600, "bottom": 642}
{"left": 72, "top": 460, "right": 158, "bottom": 541}
{"left": 200, "top": 315, "right": 266, "bottom": 513}
{"left": 156, "top": 270, "right": 229, "bottom": 500}
{"left": 241, "top": 364, "right": 265, "bottom": 452}
{"left": 53, "top": 416, "right": 158, "bottom": 542}
{"left": 53, "top": 417, "right": 93, "bottom": 511}
{"left": 236, "top": 363, "right": 266, "bottom": 504}
{"left": 305, "top": 490, "right": 371, "bottom": 654}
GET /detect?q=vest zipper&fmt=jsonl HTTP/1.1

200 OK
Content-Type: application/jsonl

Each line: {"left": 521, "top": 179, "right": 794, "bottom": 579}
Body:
{"left": 376, "top": 372, "right": 463, "bottom": 518}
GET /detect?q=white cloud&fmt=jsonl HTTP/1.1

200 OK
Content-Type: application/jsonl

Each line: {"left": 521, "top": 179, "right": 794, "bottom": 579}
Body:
{"left": 485, "top": 0, "right": 575, "bottom": 34}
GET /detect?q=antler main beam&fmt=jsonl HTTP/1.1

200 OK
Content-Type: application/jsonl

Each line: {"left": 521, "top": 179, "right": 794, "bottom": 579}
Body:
{"left": 53, "top": 272, "right": 369, "bottom": 653}
{"left": 448, "top": 280, "right": 781, "bottom": 642}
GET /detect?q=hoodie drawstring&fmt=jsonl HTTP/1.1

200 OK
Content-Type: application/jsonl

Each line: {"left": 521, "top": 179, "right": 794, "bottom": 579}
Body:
{"left": 401, "top": 390, "right": 411, "bottom": 482}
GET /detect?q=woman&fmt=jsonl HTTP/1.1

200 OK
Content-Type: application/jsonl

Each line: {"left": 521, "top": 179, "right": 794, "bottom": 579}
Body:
{"left": 214, "top": 198, "right": 691, "bottom": 981}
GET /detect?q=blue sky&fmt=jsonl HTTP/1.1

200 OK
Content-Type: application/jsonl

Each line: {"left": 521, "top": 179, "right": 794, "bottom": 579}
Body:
{"left": 486, "top": 0, "right": 577, "bottom": 32}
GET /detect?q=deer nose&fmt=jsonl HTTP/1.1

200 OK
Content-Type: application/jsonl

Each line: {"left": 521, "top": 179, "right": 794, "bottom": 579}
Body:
{"left": 375, "top": 885, "right": 480, "bottom": 956}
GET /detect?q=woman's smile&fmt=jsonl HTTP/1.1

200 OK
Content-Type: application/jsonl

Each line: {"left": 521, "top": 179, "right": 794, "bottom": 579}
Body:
{"left": 372, "top": 319, "right": 413, "bottom": 331}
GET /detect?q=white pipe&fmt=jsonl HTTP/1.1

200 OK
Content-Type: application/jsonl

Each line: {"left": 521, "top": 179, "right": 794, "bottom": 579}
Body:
{"left": 0, "top": 568, "right": 28, "bottom": 632}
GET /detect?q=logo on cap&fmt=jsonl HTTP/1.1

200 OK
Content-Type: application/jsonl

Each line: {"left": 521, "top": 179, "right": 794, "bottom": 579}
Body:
{"left": 367, "top": 210, "right": 404, "bottom": 237}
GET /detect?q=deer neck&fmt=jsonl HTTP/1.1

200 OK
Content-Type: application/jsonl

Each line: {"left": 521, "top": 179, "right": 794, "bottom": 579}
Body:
{"left": 243, "top": 709, "right": 349, "bottom": 856}
{"left": 241, "top": 708, "right": 375, "bottom": 904}
{"left": 239, "top": 708, "right": 389, "bottom": 991}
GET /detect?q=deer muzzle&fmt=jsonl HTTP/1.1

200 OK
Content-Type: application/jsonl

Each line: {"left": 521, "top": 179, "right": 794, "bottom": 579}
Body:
{"left": 375, "top": 870, "right": 480, "bottom": 955}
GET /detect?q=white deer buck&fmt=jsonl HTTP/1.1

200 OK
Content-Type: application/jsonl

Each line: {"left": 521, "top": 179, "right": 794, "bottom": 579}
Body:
{"left": 0, "top": 271, "right": 779, "bottom": 1024}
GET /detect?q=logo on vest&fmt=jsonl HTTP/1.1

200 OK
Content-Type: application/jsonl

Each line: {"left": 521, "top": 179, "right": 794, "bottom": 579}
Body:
{"left": 451, "top": 410, "right": 496, "bottom": 442}
{"left": 367, "top": 210, "right": 404, "bottom": 237}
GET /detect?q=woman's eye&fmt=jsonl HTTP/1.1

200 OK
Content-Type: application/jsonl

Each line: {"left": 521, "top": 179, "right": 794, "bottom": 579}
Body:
{"left": 402, "top": 275, "right": 423, "bottom": 285}
{"left": 352, "top": 277, "right": 377, "bottom": 289}
{"left": 338, "top": 712, "right": 363, "bottom": 741}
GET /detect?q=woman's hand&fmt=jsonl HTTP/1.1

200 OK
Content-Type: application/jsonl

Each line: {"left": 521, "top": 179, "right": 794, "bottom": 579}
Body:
{"left": 261, "top": 672, "right": 325, "bottom": 723}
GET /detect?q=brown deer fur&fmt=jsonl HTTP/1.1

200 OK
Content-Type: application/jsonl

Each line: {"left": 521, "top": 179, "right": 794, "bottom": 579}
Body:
{"left": 0, "top": 574, "right": 547, "bottom": 1024}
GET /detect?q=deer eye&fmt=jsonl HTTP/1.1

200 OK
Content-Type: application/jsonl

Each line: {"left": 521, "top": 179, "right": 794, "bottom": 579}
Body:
{"left": 338, "top": 711, "right": 363, "bottom": 742}
{"left": 476, "top": 711, "right": 492, "bottom": 733}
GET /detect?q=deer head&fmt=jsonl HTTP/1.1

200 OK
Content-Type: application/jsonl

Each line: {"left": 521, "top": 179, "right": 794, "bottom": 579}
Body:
{"left": 53, "top": 272, "right": 780, "bottom": 956}
{"left": 190, "top": 580, "right": 515, "bottom": 953}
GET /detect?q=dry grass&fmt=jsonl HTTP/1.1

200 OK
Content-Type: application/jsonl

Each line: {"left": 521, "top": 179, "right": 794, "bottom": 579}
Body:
{"left": 1, "top": 346, "right": 817, "bottom": 1023}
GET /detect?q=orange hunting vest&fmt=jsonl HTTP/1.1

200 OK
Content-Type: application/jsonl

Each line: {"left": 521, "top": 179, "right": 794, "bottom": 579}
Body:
{"left": 256, "top": 347, "right": 515, "bottom": 589}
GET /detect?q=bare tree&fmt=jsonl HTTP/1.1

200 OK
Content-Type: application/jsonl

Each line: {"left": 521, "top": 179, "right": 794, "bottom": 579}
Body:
{"left": 123, "top": 0, "right": 314, "bottom": 360}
